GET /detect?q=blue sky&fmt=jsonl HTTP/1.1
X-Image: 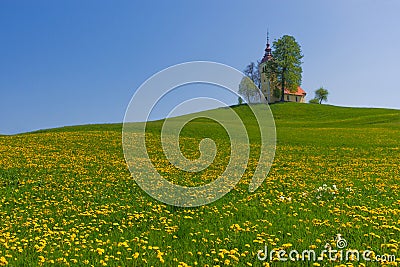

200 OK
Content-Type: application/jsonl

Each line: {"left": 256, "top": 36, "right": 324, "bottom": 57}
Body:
{"left": 1, "top": 1, "right": 399, "bottom": 134}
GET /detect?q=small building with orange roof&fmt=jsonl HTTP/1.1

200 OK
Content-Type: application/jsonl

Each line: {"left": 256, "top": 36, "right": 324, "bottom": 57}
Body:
{"left": 283, "top": 87, "right": 306, "bottom": 103}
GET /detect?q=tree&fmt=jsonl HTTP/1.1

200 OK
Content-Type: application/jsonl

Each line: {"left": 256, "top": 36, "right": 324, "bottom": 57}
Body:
{"left": 309, "top": 98, "right": 320, "bottom": 104}
{"left": 243, "top": 62, "right": 261, "bottom": 89}
{"left": 268, "top": 35, "right": 303, "bottom": 102}
{"left": 238, "top": 76, "right": 262, "bottom": 104}
{"left": 315, "top": 87, "right": 329, "bottom": 104}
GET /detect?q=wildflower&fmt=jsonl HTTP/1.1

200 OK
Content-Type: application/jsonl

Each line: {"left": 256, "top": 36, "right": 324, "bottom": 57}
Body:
{"left": 96, "top": 248, "right": 105, "bottom": 255}
{"left": 0, "top": 257, "right": 8, "bottom": 266}
{"left": 38, "top": 256, "right": 45, "bottom": 263}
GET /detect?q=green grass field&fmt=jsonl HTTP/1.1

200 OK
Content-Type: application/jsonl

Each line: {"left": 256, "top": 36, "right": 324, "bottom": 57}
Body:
{"left": 0, "top": 103, "right": 399, "bottom": 266}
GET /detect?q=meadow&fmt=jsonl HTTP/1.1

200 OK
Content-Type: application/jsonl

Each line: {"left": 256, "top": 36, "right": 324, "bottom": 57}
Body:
{"left": 0, "top": 103, "right": 399, "bottom": 266}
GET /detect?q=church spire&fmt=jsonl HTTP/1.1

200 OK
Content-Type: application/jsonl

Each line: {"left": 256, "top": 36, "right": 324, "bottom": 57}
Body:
{"left": 265, "top": 30, "right": 272, "bottom": 60}
{"left": 261, "top": 30, "right": 273, "bottom": 63}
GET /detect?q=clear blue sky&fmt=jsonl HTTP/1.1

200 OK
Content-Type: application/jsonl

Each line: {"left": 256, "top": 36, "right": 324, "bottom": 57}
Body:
{"left": 1, "top": 0, "right": 399, "bottom": 134}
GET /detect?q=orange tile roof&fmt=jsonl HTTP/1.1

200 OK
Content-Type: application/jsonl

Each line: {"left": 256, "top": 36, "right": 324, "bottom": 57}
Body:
{"left": 284, "top": 86, "right": 306, "bottom": 96}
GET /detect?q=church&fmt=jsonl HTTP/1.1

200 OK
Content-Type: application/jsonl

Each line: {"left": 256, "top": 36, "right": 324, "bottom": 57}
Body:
{"left": 258, "top": 35, "right": 307, "bottom": 103}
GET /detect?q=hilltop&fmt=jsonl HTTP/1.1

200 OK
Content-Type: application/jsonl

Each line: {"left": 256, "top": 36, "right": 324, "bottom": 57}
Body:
{"left": 25, "top": 103, "right": 400, "bottom": 134}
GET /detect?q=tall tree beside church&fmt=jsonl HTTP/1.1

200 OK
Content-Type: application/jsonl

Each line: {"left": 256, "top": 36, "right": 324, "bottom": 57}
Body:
{"left": 269, "top": 35, "right": 303, "bottom": 102}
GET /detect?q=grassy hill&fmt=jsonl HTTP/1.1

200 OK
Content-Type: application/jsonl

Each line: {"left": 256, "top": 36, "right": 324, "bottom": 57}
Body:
{"left": 0, "top": 103, "right": 399, "bottom": 266}
{"left": 29, "top": 103, "right": 400, "bottom": 133}
{"left": 272, "top": 103, "right": 400, "bottom": 128}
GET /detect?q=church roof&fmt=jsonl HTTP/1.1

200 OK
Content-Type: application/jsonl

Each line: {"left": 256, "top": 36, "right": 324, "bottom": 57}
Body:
{"left": 284, "top": 86, "right": 306, "bottom": 96}
{"left": 261, "top": 43, "right": 272, "bottom": 63}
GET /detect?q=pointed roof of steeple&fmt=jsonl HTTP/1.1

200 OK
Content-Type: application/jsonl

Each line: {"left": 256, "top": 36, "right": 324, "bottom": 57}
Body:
{"left": 261, "top": 30, "right": 273, "bottom": 63}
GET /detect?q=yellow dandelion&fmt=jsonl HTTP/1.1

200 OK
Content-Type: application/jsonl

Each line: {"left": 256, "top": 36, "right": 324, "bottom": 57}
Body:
{"left": 96, "top": 248, "right": 105, "bottom": 255}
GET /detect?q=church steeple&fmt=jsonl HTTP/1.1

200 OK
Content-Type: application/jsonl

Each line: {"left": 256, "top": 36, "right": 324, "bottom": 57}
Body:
{"left": 265, "top": 30, "right": 272, "bottom": 60}
{"left": 261, "top": 30, "right": 273, "bottom": 63}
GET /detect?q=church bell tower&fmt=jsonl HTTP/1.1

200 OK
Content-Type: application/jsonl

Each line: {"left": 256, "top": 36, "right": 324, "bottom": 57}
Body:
{"left": 259, "top": 31, "right": 274, "bottom": 103}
